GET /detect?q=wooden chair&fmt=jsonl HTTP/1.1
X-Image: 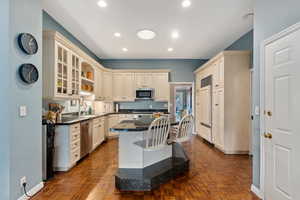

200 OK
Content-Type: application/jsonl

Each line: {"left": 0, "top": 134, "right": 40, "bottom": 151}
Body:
{"left": 144, "top": 116, "right": 171, "bottom": 150}
{"left": 174, "top": 115, "right": 194, "bottom": 143}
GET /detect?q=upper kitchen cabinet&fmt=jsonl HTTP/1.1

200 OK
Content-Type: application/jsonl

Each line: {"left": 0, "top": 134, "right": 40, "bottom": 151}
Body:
{"left": 94, "top": 67, "right": 103, "bottom": 101}
{"left": 113, "top": 73, "right": 135, "bottom": 102}
{"left": 152, "top": 73, "right": 170, "bottom": 101}
{"left": 43, "top": 31, "right": 80, "bottom": 99}
{"left": 102, "top": 71, "right": 113, "bottom": 101}
{"left": 135, "top": 73, "right": 153, "bottom": 89}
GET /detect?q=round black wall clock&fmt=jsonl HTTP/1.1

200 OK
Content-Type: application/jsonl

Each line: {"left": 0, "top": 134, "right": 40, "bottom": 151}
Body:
{"left": 18, "top": 33, "right": 38, "bottom": 55}
{"left": 19, "top": 64, "right": 39, "bottom": 84}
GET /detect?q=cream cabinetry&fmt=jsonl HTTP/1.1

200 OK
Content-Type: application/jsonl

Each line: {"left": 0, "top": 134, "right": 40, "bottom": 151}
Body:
{"left": 107, "top": 115, "right": 120, "bottom": 137}
{"left": 152, "top": 73, "right": 170, "bottom": 101}
{"left": 135, "top": 73, "right": 153, "bottom": 88}
{"left": 94, "top": 67, "right": 103, "bottom": 100}
{"left": 194, "top": 51, "right": 250, "bottom": 154}
{"left": 92, "top": 117, "right": 105, "bottom": 150}
{"left": 53, "top": 123, "right": 81, "bottom": 171}
{"left": 43, "top": 36, "right": 81, "bottom": 99}
{"left": 102, "top": 71, "right": 113, "bottom": 101}
{"left": 113, "top": 73, "right": 135, "bottom": 102}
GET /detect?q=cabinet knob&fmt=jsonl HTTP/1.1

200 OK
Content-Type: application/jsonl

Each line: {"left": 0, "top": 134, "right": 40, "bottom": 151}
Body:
{"left": 267, "top": 111, "right": 272, "bottom": 117}
{"left": 264, "top": 132, "right": 272, "bottom": 139}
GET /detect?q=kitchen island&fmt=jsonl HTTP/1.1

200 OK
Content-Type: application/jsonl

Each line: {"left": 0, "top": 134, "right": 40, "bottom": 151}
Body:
{"left": 111, "top": 117, "right": 190, "bottom": 191}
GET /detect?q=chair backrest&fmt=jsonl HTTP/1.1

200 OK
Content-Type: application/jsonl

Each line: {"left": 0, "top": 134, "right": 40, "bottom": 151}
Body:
{"left": 145, "top": 116, "right": 171, "bottom": 150}
{"left": 176, "top": 115, "right": 194, "bottom": 142}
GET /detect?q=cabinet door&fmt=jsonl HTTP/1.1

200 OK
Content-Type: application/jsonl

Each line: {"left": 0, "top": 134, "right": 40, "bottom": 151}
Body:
{"left": 212, "top": 88, "right": 224, "bottom": 149}
{"left": 153, "top": 73, "right": 169, "bottom": 101}
{"left": 103, "top": 72, "right": 113, "bottom": 101}
{"left": 70, "top": 51, "right": 81, "bottom": 98}
{"left": 55, "top": 42, "right": 70, "bottom": 97}
{"left": 135, "top": 73, "right": 152, "bottom": 88}
{"left": 113, "top": 73, "right": 124, "bottom": 101}
{"left": 123, "top": 73, "right": 134, "bottom": 101}
{"left": 213, "top": 58, "right": 224, "bottom": 88}
{"left": 95, "top": 68, "right": 103, "bottom": 100}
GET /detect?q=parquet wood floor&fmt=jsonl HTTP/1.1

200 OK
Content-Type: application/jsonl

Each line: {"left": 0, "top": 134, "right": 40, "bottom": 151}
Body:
{"left": 32, "top": 136, "right": 260, "bottom": 200}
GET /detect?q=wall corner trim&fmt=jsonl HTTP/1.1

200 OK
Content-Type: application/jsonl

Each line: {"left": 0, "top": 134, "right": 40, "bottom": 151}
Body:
{"left": 17, "top": 182, "right": 44, "bottom": 200}
{"left": 251, "top": 184, "right": 263, "bottom": 199}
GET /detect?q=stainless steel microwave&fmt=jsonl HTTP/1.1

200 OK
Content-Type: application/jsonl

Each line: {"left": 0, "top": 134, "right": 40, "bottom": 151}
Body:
{"left": 136, "top": 88, "right": 154, "bottom": 100}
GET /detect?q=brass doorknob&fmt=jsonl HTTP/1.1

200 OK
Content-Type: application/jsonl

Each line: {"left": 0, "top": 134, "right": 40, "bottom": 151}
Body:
{"left": 264, "top": 132, "right": 272, "bottom": 139}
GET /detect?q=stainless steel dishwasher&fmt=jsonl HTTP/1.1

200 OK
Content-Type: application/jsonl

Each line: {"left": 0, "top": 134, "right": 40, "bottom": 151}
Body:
{"left": 80, "top": 120, "right": 92, "bottom": 159}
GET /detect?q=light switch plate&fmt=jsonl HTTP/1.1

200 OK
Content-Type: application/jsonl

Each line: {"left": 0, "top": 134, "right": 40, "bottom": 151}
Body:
{"left": 19, "top": 106, "right": 27, "bottom": 117}
{"left": 254, "top": 106, "right": 260, "bottom": 116}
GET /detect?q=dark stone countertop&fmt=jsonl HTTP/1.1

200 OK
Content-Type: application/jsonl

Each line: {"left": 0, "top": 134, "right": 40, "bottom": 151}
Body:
{"left": 111, "top": 117, "right": 178, "bottom": 132}
{"left": 42, "top": 111, "right": 171, "bottom": 126}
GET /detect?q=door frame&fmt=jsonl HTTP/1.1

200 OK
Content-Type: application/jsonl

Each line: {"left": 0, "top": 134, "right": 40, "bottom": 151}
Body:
{"left": 259, "top": 21, "right": 300, "bottom": 200}
{"left": 169, "top": 82, "right": 194, "bottom": 129}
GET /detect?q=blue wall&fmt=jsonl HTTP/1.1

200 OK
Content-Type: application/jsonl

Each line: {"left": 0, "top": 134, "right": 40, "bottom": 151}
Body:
{"left": 252, "top": 0, "right": 300, "bottom": 189}
{"left": 0, "top": 1, "right": 11, "bottom": 199}
{"left": 43, "top": 11, "right": 102, "bottom": 63}
{"left": 100, "top": 59, "right": 207, "bottom": 82}
{"left": 0, "top": 0, "right": 43, "bottom": 199}
{"left": 226, "top": 30, "right": 253, "bottom": 51}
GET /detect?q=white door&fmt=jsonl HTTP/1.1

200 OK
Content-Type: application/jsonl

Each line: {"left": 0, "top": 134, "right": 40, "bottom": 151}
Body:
{"left": 264, "top": 26, "right": 300, "bottom": 200}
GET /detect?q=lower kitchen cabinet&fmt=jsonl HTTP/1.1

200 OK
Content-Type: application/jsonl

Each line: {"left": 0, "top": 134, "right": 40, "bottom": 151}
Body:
{"left": 92, "top": 117, "right": 105, "bottom": 150}
{"left": 54, "top": 123, "right": 81, "bottom": 171}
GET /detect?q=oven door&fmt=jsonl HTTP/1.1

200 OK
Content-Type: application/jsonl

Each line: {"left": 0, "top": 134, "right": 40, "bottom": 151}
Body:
{"left": 136, "top": 89, "right": 153, "bottom": 99}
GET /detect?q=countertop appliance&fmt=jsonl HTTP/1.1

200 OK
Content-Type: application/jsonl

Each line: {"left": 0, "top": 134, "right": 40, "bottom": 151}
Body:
{"left": 42, "top": 121, "right": 56, "bottom": 181}
{"left": 136, "top": 88, "right": 154, "bottom": 100}
{"left": 80, "top": 120, "right": 92, "bottom": 159}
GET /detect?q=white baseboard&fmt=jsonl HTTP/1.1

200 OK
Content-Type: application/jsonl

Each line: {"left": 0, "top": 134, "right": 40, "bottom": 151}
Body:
{"left": 251, "top": 184, "right": 263, "bottom": 199}
{"left": 18, "top": 182, "right": 44, "bottom": 200}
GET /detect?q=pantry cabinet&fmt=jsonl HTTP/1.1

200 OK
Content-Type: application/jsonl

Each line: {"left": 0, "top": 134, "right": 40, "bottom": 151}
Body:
{"left": 113, "top": 73, "right": 135, "bottom": 102}
{"left": 194, "top": 51, "right": 250, "bottom": 154}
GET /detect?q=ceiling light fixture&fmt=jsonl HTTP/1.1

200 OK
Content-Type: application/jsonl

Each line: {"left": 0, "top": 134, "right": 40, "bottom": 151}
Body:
{"left": 137, "top": 30, "right": 156, "bottom": 40}
{"left": 182, "top": 0, "right": 191, "bottom": 8}
{"left": 114, "top": 32, "right": 121, "bottom": 37}
{"left": 168, "top": 48, "right": 174, "bottom": 52}
{"left": 97, "top": 0, "right": 107, "bottom": 8}
{"left": 122, "top": 48, "right": 128, "bottom": 52}
{"left": 171, "top": 31, "right": 179, "bottom": 39}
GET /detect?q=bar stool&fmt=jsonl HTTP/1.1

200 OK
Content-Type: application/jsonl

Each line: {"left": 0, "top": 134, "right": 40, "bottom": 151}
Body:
{"left": 174, "top": 115, "right": 194, "bottom": 143}
{"left": 144, "top": 116, "right": 171, "bottom": 150}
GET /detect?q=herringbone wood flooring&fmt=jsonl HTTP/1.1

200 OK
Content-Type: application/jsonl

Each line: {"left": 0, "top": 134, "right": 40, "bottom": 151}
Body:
{"left": 32, "top": 136, "right": 259, "bottom": 200}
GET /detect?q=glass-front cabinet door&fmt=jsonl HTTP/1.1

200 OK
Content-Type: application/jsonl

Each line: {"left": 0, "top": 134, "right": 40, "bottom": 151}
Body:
{"left": 71, "top": 52, "right": 81, "bottom": 97}
{"left": 56, "top": 42, "right": 69, "bottom": 97}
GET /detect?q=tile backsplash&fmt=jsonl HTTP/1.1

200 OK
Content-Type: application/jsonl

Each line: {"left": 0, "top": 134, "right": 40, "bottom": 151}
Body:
{"left": 116, "top": 100, "right": 168, "bottom": 110}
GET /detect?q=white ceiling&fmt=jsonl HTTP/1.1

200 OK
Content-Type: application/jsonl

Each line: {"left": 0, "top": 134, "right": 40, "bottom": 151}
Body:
{"left": 42, "top": 0, "right": 253, "bottom": 59}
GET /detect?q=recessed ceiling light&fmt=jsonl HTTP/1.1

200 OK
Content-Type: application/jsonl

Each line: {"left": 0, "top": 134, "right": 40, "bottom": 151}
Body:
{"left": 168, "top": 48, "right": 174, "bottom": 52}
{"left": 171, "top": 31, "right": 179, "bottom": 39}
{"left": 97, "top": 0, "right": 107, "bottom": 8}
{"left": 137, "top": 30, "right": 156, "bottom": 40}
{"left": 122, "top": 48, "right": 128, "bottom": 52}
{"left": 114, "top": 32, "right": 121, "bottom": 37}
{"left": 182, "top": 0, "right": 191, "bottom": 8}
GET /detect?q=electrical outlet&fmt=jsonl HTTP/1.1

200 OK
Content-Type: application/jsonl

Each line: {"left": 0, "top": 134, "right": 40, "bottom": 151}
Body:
{"left": 20, "top": 176, "right": 26, "bottom": 187}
